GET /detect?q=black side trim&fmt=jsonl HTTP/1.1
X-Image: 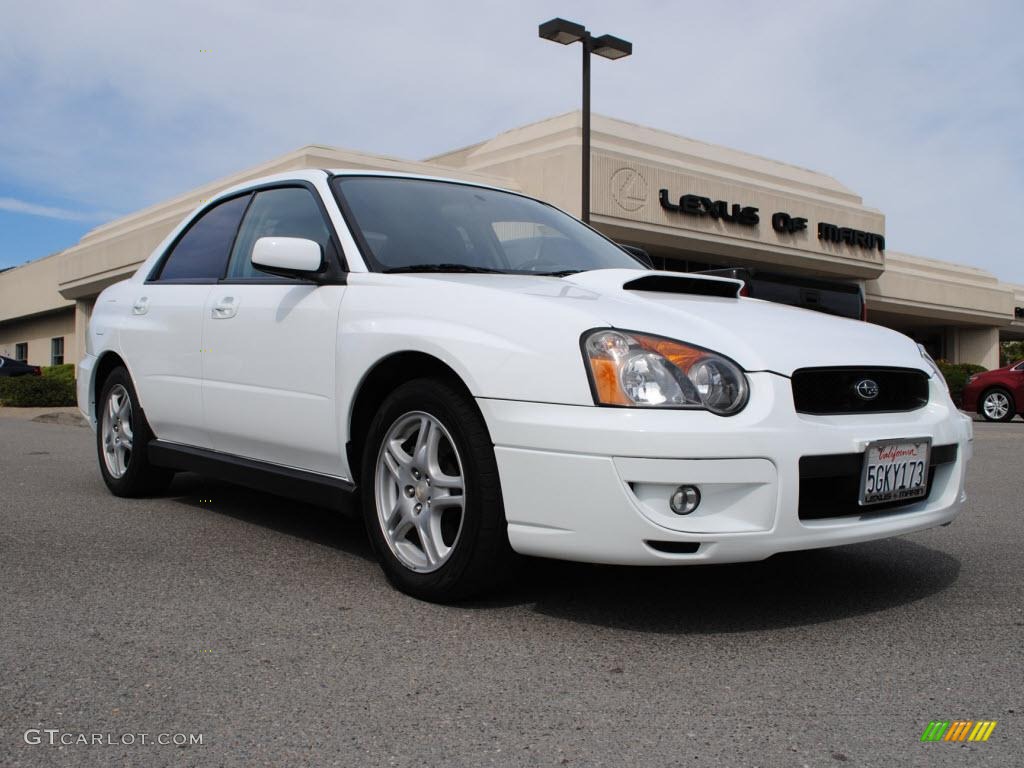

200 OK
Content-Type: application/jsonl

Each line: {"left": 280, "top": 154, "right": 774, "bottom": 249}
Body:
{"left": 623, "top": 274, "right": 741, "bottom": 298}
{"left": 148, "top": 440, "right": 356, "bottom": 510}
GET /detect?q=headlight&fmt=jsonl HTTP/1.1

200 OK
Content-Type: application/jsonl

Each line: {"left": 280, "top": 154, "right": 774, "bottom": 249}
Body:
{"left": 917, "top": 343, "right": 948, "bottom": 391}
{"left": 582, "top": 329, "right": 749, "bottom": 415}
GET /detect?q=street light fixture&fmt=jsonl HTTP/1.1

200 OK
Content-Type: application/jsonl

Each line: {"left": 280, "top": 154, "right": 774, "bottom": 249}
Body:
{"left": 539, "top": 17, "right": 632, "bottom": 224}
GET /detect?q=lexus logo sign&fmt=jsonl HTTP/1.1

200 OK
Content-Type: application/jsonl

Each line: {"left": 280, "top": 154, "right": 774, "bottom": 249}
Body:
{"left": 610, "top": 168, "right": 647, "bottom": 212}
{"left": 854, "top": 379, "right": 880, "bottom": 401}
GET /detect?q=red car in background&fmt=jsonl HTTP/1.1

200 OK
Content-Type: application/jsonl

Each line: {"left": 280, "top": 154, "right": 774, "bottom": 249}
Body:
{"left": 962, "top": 360, "right": 1024, "bottom": 422}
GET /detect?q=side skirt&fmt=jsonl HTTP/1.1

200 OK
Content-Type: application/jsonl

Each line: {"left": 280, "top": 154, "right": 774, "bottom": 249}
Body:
{"left": 148, "top": 440, "right": 357, "bottom": 513}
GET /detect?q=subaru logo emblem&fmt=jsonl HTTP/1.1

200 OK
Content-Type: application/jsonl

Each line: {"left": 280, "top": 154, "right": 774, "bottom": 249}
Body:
{"left": 854, "top": 378, "right": 879, "bottom": 401}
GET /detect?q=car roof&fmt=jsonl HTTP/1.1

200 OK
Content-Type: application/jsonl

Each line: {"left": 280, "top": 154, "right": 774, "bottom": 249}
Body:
{"left": 212, "top": 169, "right": 516, "bottom": 205}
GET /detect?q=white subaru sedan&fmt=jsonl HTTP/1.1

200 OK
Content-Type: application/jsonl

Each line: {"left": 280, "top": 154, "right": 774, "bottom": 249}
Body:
{"left": 78, "top": 170, "right": 973, "bottom": 601}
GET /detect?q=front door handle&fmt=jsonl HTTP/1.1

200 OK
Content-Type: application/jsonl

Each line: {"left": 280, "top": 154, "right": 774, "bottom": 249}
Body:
{"left": 211, "top": 296, "right": 238, "bottom": 319}
{"left": 131, "top": 297, "right": 149, "bottom": 315}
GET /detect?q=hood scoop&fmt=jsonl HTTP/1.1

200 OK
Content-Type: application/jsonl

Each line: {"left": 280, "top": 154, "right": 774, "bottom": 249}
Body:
{"left": 623, "top": 273, "right": 742, "bottom": 298}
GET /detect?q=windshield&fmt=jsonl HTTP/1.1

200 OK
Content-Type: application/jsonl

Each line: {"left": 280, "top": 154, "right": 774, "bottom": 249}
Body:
{"left": 331, "top": 176, "right": 646, "bottom": 274}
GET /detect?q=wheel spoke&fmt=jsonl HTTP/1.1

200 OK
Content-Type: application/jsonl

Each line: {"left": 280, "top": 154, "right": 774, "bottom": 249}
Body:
{"left": 382, "top": 446, "right": 403, "bottom": 480}
{"left": 386, "top": 438, "right": 413, "bottom": 468}
{"left": 430, "top": 492, "right": 464, "bottom": 510}
{"left": 415, "top": 516, "right": 441, "bottom": 566}
{"left": 428, "top": 468, "right": 462, "bottom": 490}
{"left": 413, "top": 416, "right": 433, "bottom": 466}
{"left": 391, "top": 515, "right": 414, "bottom": 543}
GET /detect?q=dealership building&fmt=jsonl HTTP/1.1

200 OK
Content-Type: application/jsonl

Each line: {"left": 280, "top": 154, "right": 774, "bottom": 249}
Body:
{"left": 2, "top": 112, "right": 1022, "bottom": 371}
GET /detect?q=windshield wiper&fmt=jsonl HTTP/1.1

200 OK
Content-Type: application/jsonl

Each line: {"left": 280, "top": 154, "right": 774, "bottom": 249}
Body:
{"left": 537, "top": 269, "right": 583, "bottom": 277}
{"left": 382, "top": 263, "right": 507, "bottom": 274}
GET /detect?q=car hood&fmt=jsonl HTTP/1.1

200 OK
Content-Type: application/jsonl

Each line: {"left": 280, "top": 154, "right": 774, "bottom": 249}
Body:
{"left": 407, "top": 269, "right": 928, "bottom": 377}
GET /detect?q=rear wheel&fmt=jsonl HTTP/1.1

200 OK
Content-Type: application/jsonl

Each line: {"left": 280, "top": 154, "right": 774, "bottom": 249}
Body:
{"left": 96, "top": 367, "right": 174, "bottom": 496}
{"left": 361, "top": 378, "right": 511, "bottom": 602}
{"left": 980, "top": 388, "right": 1015, "bottom": 422}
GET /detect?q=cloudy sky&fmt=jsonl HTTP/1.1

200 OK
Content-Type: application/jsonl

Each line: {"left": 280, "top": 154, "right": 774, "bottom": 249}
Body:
{"left": 1, "top": 0, "right": 1021, "bottom": 280}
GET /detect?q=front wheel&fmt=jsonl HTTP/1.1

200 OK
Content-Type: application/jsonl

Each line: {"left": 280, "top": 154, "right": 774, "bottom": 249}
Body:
{"left": 980, "top": 388, "right": 1015, "bottom": 422}
{"left": 361, "top": 378, "right": 512, "bottom": 602}
{"left": 96, "top": 366, "right": 174, "bottom": 496}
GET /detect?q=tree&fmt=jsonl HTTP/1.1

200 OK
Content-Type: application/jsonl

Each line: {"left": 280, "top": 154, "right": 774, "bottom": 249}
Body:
{"left": 1001, "top": 341, "right": 1024, "bottom": 366}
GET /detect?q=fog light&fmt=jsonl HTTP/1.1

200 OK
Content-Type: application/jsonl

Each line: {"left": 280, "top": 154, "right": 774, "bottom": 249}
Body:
{"left": 669, "top": 485, "right": 701, "bottom": 515}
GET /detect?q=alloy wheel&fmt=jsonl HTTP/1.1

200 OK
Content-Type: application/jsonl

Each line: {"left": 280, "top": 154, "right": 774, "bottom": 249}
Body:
{"left": 374, "top": 411, "right": 466, "bottom": 573}
{"left": 101, "top": 384, "right": 134, "bottom": 478}
{"left": 983, "top": 392, "right": 1010, "bottom": 421}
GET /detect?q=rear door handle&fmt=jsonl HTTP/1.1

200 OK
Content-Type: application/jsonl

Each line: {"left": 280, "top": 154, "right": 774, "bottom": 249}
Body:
{"left": 211, "top": 296, "right": 238, "bottom": 319}
{"left": 131, "top": 297, "right": 149, "bottom": 315}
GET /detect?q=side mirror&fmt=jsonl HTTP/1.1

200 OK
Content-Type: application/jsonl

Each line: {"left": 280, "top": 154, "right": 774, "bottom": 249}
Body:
{"left": 620, "top": 244, "right": 654, "bottom": 269}
{"left": 251, "top": 237, "right": 324, "bottom": 279}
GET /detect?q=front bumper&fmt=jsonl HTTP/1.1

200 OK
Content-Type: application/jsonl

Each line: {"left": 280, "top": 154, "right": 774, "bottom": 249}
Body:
{"left": 478, "top": 372, "right": 972, "bottom": 565}
{"left": 77, "top": 352, "right": 97, "bottom": 430}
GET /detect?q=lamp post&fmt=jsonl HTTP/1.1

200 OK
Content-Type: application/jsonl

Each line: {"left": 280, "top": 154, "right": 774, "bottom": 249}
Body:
{"left": 538, "top": 18, "right": 632, "bottom": 224}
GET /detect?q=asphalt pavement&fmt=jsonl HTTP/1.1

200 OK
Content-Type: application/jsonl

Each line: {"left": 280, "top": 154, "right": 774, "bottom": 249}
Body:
{"left": 1, "top": 415, "right": 1021, "bottom": 767}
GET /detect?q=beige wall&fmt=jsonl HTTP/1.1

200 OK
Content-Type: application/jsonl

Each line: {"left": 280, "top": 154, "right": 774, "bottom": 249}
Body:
{"left": 432, "top": 112, "right": 888, "bottom": 280}
{"left": 0, "top": 252, "right": 74, "bottom": 324}
{"left": 866, "top": 252, "right": 1014, "bottom": 327}
{"left": 0, "top": 309, "right": 75, "bottom": 367}
{"left": 954, "top": 327, "right": 1001, "bottom": 370}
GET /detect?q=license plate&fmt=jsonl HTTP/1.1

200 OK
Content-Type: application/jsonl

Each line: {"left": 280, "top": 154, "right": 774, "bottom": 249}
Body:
{"left": 859, "top": 438, "right": 932, "bottom": 506}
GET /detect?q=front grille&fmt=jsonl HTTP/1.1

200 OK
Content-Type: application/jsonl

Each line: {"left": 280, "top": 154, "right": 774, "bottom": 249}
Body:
{"left": 798, "top": 444, "right": 957, "bottom": 520}
{"left": 791, "top": 367, "right": 929, "bottom": 415}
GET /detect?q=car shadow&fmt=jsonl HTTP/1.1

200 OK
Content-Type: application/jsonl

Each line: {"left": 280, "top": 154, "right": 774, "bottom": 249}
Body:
{"left": 163, "top": 472, "right": 376, "bottom": 563}
{"left": 483, "top": 539, "right": 961, "bottom": 635}
{"left": 161, "top": 473, "right": 961, "bottom": 635}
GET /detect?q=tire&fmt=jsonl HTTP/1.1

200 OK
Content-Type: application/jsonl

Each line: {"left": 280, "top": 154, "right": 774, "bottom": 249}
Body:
{"left": 96, "top": 366, "right": 174, "bottom": 496}
{"left": 979, "top": 388, "right": 1015, "bottom": 423}
{"left": 360, "top": 378, "right": 512, "bottom": 602}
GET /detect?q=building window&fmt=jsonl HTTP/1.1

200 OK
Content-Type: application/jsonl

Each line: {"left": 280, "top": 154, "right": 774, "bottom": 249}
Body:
{"left": 15, "top": 342, "right": 28, "bottom": 362}
{"left": 51, "top": 337, "right": 64, "bottom": 366}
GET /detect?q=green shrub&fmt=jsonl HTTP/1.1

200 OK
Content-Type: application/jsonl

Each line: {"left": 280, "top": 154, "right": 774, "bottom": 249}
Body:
{"left": 0, "top": 375, "right": 76, "bottom": 407}
{"left": 41, "top": 363, "right": 76, "bottom": 382}
{"left": 936, "top": 360, "right": 987, "bottom": 405}
{"left": 1002, "top": 341, "right": 1024, "bottom": 367}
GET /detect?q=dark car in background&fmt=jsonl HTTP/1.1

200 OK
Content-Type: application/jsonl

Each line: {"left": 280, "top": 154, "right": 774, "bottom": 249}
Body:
{"left": 0, "top": 356, "right": 41, "bottom": 377}
{"left": 962, "top": 360, "right": 1024, "bottom": 422}
{"left": 696, "top": 267, "right": 866, "bottom": 321}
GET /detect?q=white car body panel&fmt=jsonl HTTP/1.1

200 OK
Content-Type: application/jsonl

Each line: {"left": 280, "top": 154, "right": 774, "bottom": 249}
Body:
{"left": 118, "top": 283, "right": 214, "bottom": 447}
{"left": 79, "top": 169, "right": 972, "bottom": 567}
{"left": 202, "top": 283, "right": 345, "bottom": 475}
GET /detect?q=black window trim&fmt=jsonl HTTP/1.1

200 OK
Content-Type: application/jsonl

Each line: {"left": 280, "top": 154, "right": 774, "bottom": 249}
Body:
{"left": 327, "top": 173, "right": 652, "bottom": 274}
{"left": 147, "top": 177, "right": 348, "bottom": 286}
{"left": 146, "top": 191, "right": 253, "bottom": 284}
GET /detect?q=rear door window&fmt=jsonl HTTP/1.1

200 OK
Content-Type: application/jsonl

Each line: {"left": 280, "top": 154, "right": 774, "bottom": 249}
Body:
{"left": 155, "top": 195, "right": 250, "bottom": 281}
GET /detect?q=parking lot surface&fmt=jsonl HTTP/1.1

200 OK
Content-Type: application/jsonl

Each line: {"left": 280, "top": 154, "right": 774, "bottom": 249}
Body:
{"left": 1, "top": 416, "right": 1021, "bottom": 767}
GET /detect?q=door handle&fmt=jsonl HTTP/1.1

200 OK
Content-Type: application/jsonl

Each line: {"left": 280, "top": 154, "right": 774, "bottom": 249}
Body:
{"left": 131, "top": 297, "right": 149, "bottom": 315}
{"left": 211, "top": 296, "right": 238, "bottom": 319}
